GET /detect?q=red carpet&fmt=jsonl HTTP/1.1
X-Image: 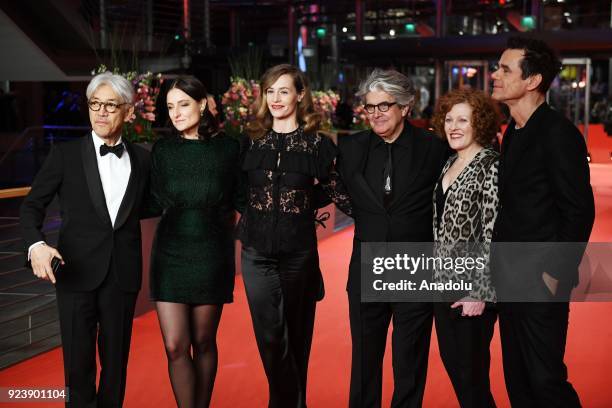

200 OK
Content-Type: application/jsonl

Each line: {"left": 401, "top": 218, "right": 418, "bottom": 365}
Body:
{"left": 2, "top": 164, "right": 612, "bottom": 407}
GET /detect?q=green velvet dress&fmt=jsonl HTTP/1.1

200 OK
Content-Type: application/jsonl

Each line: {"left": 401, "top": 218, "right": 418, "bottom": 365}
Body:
{"left": 149, "top": 134, "right": 243, "bottom": 304}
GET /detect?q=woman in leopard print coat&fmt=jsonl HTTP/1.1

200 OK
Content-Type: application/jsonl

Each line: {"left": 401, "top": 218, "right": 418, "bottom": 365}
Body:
{"left": 430, "top": 89, "right": 502, "bottom": 408}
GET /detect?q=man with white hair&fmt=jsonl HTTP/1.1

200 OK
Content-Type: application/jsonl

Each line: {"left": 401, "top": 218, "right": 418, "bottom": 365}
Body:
{"left": 335, "top": 68, "right": 449, "bottom": 407}
{"left": 20, "top": 72, "right": 151, "bottom": 407}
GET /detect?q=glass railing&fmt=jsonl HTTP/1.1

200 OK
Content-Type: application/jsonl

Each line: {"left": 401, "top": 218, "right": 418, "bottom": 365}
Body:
{"left": 0, "top": 126, "right": 172, "bottom": 189}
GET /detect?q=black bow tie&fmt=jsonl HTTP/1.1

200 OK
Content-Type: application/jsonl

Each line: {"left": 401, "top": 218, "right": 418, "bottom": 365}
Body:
{"left": 100, "top": 143, "right": 124, "bottom": 158}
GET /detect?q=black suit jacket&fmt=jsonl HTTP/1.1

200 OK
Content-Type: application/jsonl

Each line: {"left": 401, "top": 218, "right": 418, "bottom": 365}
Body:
{"left": 493, "top": 103, "right": 595, "bottom": 290}
{"left": 336, "top": 123, "right": 449, "bottom": 293}
{"left": 20, "top": 134, "right": 151, "bottom": 292}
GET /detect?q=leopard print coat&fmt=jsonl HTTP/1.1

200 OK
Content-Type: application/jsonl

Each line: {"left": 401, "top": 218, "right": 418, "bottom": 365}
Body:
{"left": 432, "top": 148, "right": 499, "bottom": 302}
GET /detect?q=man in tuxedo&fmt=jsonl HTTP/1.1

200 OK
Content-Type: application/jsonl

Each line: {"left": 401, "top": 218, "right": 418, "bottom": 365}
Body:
{"left": 335, "top": 69, "right": 448, "bottom": 407}
{"left": 491, "top": 37, "right": 594, "bottom": 407}
{"left": 20, "top": 72, "right": 151, "bottom": 407}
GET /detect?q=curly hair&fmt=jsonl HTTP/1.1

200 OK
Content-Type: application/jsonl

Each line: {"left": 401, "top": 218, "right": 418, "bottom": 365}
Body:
{"left": 247, "top": 64, "right": 321, "bottom": 139}
{"left": 431, "top": 89, "right": 502, "bottom": 147}
{"left": 355, "top": 68, "right": 416, "bottom": 109}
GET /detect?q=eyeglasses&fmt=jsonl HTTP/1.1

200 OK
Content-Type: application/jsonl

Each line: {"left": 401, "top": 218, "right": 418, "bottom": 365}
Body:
{"left": 88, "top": 100, "right": 128, "bottom": 113}
{"left": 363, "top": 102, "right": 398, "bottom": 114}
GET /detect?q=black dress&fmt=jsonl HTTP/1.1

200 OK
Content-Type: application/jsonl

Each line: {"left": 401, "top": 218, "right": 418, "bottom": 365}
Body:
{"left": 149, "top": 134, "right": 244, "bottom": 304}
{"left": 238, "top": 126, "right": 350, "bottom": 408}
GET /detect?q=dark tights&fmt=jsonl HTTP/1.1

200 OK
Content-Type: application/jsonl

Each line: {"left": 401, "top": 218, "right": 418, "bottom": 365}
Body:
{"left": 156, "top": 302, "right": 223, "bottom": 408}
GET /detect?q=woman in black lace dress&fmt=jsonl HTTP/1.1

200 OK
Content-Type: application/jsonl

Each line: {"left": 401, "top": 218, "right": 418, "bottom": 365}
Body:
{"left": 239, "top": 64, "right": 351, "bottom": 408}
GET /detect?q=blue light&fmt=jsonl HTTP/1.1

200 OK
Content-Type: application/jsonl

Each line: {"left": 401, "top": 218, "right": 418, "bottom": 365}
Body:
{"left": 297, "top": 37, "right": 306, "bottom": 72}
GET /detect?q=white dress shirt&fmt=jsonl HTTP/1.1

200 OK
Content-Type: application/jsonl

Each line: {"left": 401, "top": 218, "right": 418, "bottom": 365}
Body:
{"left": 28, "top": 132, "right": 132, "bottom": 258}
{"left": 91, "top": 131, "right": 131, "bottom": 226}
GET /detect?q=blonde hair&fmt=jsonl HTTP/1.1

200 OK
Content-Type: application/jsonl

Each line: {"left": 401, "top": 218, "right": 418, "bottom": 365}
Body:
{"left": 247, "top": 64, "right": 321, "bottom": 139}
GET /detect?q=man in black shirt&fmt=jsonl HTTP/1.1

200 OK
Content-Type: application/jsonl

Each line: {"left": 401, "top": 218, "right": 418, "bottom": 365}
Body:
{"left": 491, "top": 37, "right": 594, "bottom": 407}
{"left": 335, "top": 69, "right": 448, "bottom": 407}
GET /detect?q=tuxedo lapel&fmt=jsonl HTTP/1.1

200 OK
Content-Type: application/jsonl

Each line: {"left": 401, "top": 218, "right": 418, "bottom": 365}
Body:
{"left": 81, "top": 135, "right": 112, "bottom": 227}
{"left": 348, "top": 132, "right": 385, "bottom": 211}
{"left": 353, "top": 173, "right": 384, "bottom": 210}
{"left": 114, "top": 141, "right": 139, "bottom": 230}
{"left": 388, "top": 124, "right": 428, "bottom": 211}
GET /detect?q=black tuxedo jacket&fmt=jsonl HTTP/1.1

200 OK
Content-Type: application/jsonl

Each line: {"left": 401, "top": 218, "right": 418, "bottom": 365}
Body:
{"left": 493, "top": 103, "right": 595, "bottom": 289}
{"left": 336, "top": 123, "right": 449, "bottom": 293}
{"left": 20, "top": 134, "right": 151, "bottom": 292}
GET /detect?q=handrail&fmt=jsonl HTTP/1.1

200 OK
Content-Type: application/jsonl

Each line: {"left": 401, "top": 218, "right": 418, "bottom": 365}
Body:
{"left": 0, "top": 318, "right": 58, "bottom": 343}
{"left": 0, "top": 230, "right": 58, "bottom": 246}
{"left": 0, "top": 299, "right": 57, "bottom": 326}
{"left": 0, "top": 331, "right": 61, "bottom": 359}
{"left": 0, "top": 125, "right": 173, "bottom": 196}
{"left": 0, "top": 278, "right": 45, "bottom": 292}
{"left": 0, "top": 267, "right": 27, "bottom": 277}
{"left": 0, "top": 288, "right": 56, "bottom": 310}
{"left": 0, "top": 187, "right": 31, "bottom": 199}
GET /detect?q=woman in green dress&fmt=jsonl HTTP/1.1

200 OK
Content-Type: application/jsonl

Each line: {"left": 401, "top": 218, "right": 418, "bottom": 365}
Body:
{"left": 149, "top": 76, "right": 244, "bottom": 408}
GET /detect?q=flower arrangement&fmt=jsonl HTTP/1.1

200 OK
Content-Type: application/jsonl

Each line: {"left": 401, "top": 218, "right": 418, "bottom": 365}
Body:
{"left": 219, "top": 75, "right": 342, "bottom": 136}
{"left": 352, "top": 105, "right": 370, "bottom": 130}
{"left": 311, "top": 90, "right": 340, "bottom": 130}
{"left": 91, "top": 64, "right": 164, "bottom": 143}
{"left": 221, "top": 77, "right": 260, "bottom": 138}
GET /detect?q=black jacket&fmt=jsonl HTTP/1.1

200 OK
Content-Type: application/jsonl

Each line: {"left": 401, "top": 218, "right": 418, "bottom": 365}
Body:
{"left": 493, "top": 103, "right": 595, "bottom": 290}
{"left": 336, "top": 122, "right": 449, "bottom": 293}
{"left": 20, "top": 135, "right": 151, "bottom": 292}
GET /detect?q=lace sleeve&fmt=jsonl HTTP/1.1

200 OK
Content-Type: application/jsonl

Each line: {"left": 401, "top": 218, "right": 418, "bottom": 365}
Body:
{"left": 316, "top": 134, "right": 353, "bottom": 216}
{"left": 320, "top": 166, "right": 353, "bottom": 216}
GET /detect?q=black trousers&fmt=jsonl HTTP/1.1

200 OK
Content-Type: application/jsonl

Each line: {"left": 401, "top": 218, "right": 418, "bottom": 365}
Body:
{"left": 348, "top": 293, "right": 433, "bottom": 408}
{"left": 434, "top": 302, "right": 497, "bottom": 408}
{"left": 241, "top": 246, "right": 319, "bottom": 408}
{"left": 497, "top": 302, "right": 581, "bottom": 408}
{"left": 55, "top": 270, "right": 138, "bottom": 408}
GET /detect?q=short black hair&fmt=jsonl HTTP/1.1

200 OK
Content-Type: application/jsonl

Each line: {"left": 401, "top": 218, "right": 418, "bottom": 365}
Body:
{"left": 506, "top": 36, "right": 561, "bottom": 94}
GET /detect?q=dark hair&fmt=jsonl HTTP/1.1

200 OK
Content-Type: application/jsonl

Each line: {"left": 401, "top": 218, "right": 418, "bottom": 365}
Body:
{"left": 166, "top": 76, "right": 219, "bottom": 140}
{"left": 247, "top": 64, "right": 321, "bottom": 140}
{"left": 506, "top": 36, "right": 561, "bottom": 94}
{"left": 432, "top": 89, "right": 502, "bottom": 148}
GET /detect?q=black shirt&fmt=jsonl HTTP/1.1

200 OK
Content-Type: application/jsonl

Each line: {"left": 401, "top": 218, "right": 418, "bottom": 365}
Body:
{"left": 364, "top": 125, "right": 413, "bottom": 207}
